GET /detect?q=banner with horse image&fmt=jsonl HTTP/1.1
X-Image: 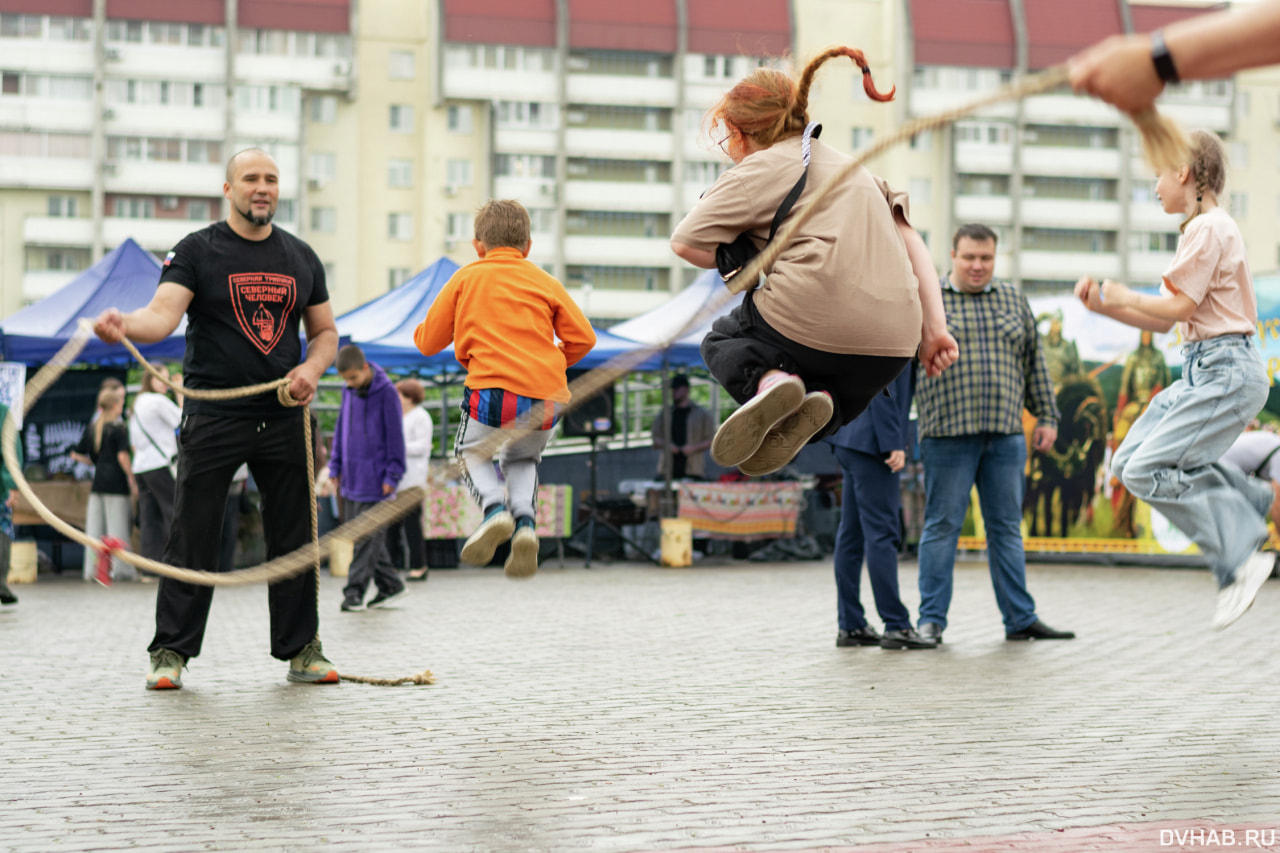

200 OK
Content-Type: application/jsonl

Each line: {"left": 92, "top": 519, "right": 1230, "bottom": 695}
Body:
{"left": 957, "top": 275, "right": 1280, "bottom": 559}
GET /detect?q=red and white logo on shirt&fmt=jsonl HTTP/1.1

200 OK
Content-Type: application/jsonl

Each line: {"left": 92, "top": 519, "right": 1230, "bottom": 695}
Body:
{"left": 229, "top": 273, "right": 297, "bottom": 355}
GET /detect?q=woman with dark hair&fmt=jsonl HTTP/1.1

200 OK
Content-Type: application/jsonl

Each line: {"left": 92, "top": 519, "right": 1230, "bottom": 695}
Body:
{"left": 671, "top": 48, "right": 957, "bottom": 477}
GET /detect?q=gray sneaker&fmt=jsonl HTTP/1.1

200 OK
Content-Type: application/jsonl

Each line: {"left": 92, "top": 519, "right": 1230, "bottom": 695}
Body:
{"left": 146, "top": 648, "right": 185, "bottom": 690}
{"left": 287, "top": 638, "right": 339, "bottom": 684}
{"left": 460, "top": 509, "right": 515, "bottom": 566}
{"left": 504, "top": 522, "right": 539, "bottom": 579}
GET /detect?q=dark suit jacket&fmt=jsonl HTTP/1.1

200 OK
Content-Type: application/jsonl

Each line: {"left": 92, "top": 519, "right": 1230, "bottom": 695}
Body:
{"left": 826, "top": 363, "right": 913, "bottom": 457}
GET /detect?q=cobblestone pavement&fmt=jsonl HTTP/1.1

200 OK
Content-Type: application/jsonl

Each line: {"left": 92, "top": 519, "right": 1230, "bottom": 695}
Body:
{"left": 2, "top": 556, "right": 1280, "bottom": 853}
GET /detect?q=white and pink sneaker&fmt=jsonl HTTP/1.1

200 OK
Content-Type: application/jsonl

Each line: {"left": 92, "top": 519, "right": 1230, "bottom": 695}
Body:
{"left": 739, "top": 391, "right": 834, "bottom": 477}
{"left": 710, "top": 372, "right": 805, "bottom": 469}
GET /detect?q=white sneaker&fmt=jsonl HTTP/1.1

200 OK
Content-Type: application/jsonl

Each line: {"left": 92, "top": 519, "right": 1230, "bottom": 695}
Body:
{"left": 461, "top": 509, "right": 515, "bottom": 566}
{"left": 1212, "top": 551, "right": 1276, "bottom": 630}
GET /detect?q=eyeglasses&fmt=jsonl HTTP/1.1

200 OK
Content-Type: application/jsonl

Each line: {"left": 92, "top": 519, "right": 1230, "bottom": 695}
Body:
{"left": 713, "top": 127, "right": 734, "bottom": 154}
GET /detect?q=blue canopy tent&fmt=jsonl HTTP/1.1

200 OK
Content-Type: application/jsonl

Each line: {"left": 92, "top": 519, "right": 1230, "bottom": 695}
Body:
{"left": 608, "top": 269, "right": 742, "bottom": 367}
{"left": 0, "top": 238, "right": 186, "bottom": 365}
{"left": 334, "top": 256, "right": 663, "bottom": 371}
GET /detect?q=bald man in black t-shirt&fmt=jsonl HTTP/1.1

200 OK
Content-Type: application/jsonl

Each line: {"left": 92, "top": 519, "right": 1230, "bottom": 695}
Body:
{"left": 93, "top": 148, "right": 339, "bottom": 690}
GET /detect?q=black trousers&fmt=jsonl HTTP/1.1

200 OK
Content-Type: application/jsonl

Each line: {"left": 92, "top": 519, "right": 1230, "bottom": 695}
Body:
{"left": 387, "top": 510, "right": 426, "bottom": 570}
{"left": 341, "top": 498, "right": 404, "bottom": 599}
{"left": 701, "top": 294, "right": 910, "bottom": 442}
{"left": 150, "top": 413, "right": 316, "bottom": 661}
{"left": 136, "top": 467, "right": 176, "bottom": 562}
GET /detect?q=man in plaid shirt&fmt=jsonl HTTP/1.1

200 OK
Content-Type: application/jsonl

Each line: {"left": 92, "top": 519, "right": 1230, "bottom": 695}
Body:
{"left": 913, "top": 224, "right": 1076, "bottom": 643}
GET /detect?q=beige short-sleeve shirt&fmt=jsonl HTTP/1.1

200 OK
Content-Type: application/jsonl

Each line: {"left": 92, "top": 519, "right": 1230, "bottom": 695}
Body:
{"left": 1162, "top": 207, "right": 1256, "bottom": 341}
{"left": 671, "top": 136, "right": 921, "bottom": 356}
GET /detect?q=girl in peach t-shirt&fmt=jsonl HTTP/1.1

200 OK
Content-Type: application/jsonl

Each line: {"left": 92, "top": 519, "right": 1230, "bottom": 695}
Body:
{"left": 1075, "top": 129, "right": 1274, "bottom": 631}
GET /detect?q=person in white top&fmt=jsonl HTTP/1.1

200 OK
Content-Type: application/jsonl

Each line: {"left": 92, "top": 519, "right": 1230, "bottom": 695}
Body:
{"left": 129, "top": 366, "right": 182, "bottom": 563}
{"left": 393, "top": 378, "right": 434, "bottom": 581}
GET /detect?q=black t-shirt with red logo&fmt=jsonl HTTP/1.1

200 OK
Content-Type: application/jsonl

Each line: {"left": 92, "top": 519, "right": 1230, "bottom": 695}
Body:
{"left": 160, "top": 221, "right": 329, "bottom": 419}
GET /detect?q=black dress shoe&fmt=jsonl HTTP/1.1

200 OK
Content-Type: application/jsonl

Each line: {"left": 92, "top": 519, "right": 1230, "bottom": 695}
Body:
{"left": 1006, "top": 619, "right": 1076, "bottom": 641}
{"left": 918, "top": 622, "right": 944, "bottom": 643}
{"left": 880, "top": 628, "right": 939, "bottom": 650}
{"left": 836, "top": 625, "right": 882, "bottom": 647}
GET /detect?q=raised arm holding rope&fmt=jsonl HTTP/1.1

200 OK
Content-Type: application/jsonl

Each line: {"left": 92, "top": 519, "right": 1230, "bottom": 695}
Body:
{"left": 672, "top": 47, "right": 959, "bottom": 478}
{"left": 91, "top": 148, "right": 340, "bottom": 690}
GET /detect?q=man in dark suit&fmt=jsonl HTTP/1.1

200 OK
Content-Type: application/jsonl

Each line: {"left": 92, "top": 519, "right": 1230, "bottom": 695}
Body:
{"left": 826, "top": 364, "right": 936, "bottom": 650}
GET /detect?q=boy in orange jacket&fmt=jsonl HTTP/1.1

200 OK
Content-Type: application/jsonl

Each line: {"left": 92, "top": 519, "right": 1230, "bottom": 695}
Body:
{"left": 415, "top": 200, "right": 596, "bottom": 578}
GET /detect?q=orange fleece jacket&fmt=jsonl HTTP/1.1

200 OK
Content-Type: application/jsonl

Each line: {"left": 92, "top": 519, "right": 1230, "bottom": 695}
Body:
{"left": 414, "top": 247, "right": 596, "bottom": 403}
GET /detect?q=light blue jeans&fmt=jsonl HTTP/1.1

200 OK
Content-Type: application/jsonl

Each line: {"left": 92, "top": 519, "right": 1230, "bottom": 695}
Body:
{"left": 1112, "top": 334, "right": 1271, "bottom": 587}
{"left": 917, "top": 433, "right": 1039, "bottom": 633}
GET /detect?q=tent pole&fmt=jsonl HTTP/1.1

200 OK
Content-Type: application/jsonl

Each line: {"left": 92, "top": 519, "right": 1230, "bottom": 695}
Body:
{"left": 661, "top": 353, "right": 673, "bottom": 518}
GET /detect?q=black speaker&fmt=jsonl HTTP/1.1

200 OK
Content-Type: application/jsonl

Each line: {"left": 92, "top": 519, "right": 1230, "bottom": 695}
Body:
{"left": 561, "top": 369, "right": 616, "bottom": 437}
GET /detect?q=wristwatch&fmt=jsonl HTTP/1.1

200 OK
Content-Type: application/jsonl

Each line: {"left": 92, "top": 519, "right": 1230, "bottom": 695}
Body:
{"left": 1150, "top": 29, "right": 1180, "bottom": 84}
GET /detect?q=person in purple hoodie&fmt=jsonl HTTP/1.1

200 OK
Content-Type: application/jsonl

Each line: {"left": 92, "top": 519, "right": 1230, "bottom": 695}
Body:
{"left": 331, "top": 344, "right": 409, "bottom": 612}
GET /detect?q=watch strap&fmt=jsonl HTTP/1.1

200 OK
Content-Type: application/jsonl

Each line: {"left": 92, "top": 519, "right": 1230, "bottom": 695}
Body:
{"left": 1150, "top": 29, "right": 1180, "bottom": 84}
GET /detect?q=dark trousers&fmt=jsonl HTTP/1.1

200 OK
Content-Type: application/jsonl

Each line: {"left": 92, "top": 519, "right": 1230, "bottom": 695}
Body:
{"left": 150, "top": 414, "right": 316, "bottom": 661}
{"left": 136, "top": 467, "right": 176, "bottom": 562}
{"left": 387, "top": 510, "right": 426, "bottom": 570}
{"left": 342, "top": 498, "right": 405, "bottom": 600}
{"left": 701, "top": 295, "right": 909, "bottom": 441}
{"left": 833, "top": 446, "right": 912, "bottom": 632}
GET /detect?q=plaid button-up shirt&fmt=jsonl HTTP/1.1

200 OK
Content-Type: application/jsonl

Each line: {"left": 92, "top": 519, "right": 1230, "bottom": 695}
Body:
{"left": 916, "top": 276, "right": 1059, "bottom": 438}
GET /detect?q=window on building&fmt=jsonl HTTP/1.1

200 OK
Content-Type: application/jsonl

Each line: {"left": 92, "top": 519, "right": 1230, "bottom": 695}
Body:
{"left": 388, "top": 267, "right": 412, "bottom": 289}
{"left": 1231, "top": 192, "right": 1249, "bottom": 218}
{"left": 388, "top": 50, "right": 415, "bottom": 79}
{"left": 389, "top": 104, "right": 414, "bottom": 134}
{"left": 851, "top": 127, "right": 874, "bottom": 151}
{"left": 1128, "top": 231, "right": 1179, "bottom": 253}
{"left": 447, "top": 104, "right": 474, "bottom": 134}
{"left": 311, "top": 207, "right": 337, "bottom": 233}
{"left": 310, "top": 95, "right": 337, "bottom": 124}
{"left": 49, "top": 17, "right": 92, "bottom": 41}
{"left": 275, "top": 199, "right": 295, "bottom": 222}
{"left": 908, "top": 178, "right": 932, "bottom": 205}
{"left": 113, "top": 197, "right": 156, "bottom": 218}
{"left": 908, "top": 131, "right": 932, "bottom": 152}
{"left": 495, "top": 153, "right": 555, "bottom": 178}
{"left": 0, "top": 14, "right": 41, "bottom": 38}
{"left": 188, "top": 200, "right": 212, "bottom": 221}
{"left": 446, "top": 159, "right": 473, "bottom": 188}
{"left": 684, "top": 160, "right": 725, "bottom": 185}
{"left": 309, "top": 152, "right": 336, "bottom": 184}
{"left": 388, "top": 159, "right": 413, "bottom": 188}
{"left": 1230, "top": 141, "right": 1249, "bottom": 169}
{"left": 47, "top": 195, "right": 78, "bottom": 217}
{"left": 446, "top": 212, "right": 473, "bottom": 244}
{"left": 388, "top": 212, "right": 414, "bottom": 241}
{"left": 956, "top": 174, "right": 1009, "bottom": 196}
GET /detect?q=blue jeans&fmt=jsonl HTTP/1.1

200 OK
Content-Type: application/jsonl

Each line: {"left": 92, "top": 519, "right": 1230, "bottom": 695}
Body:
{"left": 1112, "top": 335, "right": 1271, "bottom": 587}
{"left": 833, "top": 446, "right": 912, "bottom": 632}
{"left": 917, "top": 433, "right": 1038, "bottom": 633}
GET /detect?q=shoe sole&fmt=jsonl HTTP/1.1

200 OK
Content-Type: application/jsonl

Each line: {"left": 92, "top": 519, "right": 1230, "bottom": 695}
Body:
{"left": 368, "top": 588, "right": 409, "bottom": 609}
{"left": 460, "top": 512, "right": 516, "bottom": 566}
{"left": 836, "top": 636, "right": 882, "bottom": 647}
{"left": 340, "top": 602, "right": 366, "bottom": 612}
{"left": 504, "top": 528, "right": 539, "bottom": 579}
{"left": 738, "top": 392, "right": 834, "bottom": 477}
{"left": 710, "top": 376, "right": 805, "bottom": 468}
{"left": 1213, "top": 552, "right": 1275, "bottom": 630}
{"left": 880, "top": 639, "right": 939, "bottom": 649}
{"left": 287, "top": 669, "right": 340, "bottom": 684}
{"left": 146, "top": 676, "right": 181, "bottom": 690}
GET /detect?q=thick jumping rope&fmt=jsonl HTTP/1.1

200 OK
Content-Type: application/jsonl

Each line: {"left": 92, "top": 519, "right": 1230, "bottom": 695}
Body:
{"left": 2, "top": 65, "right": 1182, "bottom": 686}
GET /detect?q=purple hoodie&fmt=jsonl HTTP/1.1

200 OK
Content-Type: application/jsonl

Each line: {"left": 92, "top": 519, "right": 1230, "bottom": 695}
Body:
{"left": 328, "top": 362, "right": 406, "bottom": 503}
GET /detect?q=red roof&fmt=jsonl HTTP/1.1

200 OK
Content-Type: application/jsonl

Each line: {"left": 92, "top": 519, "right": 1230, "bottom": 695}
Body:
{"left": 0, "top": 0, "right": 349, "bottom": 31}
{"left": 441, "top": 0, "right": 789, "bottom": 56}
{"left": 910, "top": 0, "right": 1218, "bottom": 70}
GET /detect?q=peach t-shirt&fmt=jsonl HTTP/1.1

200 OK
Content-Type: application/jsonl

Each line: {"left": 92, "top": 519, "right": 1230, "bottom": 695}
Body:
{"left": 1162, "top": 207, "right": 1256, "bottom": 341}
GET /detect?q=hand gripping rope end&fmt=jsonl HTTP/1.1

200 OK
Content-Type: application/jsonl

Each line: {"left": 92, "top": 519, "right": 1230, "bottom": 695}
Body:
{"left": 95, "top": 536, "right": 128, "bottom": 587}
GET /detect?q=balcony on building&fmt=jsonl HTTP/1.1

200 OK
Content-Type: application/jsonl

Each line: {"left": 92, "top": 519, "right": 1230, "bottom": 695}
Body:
{"left": 564, "top": 127, "right": 674, "bottom": 160}
{"left": 494, "top": 128, "right": 559, "bottom": 157}
{"left": 103, "top": 217, "right": 205, "bottom": 252}
{"left": 954, "top": 195, "right": 1012, "bottom": 224}
{"left": 1020, "top": 250, "right": 1120, "bottom": 281}
{"left": 1129, "top": 252, "right": 1178, "bottom": 284}
{"left": 0, "top": 98, "right": 94, "bottom": 134}
{"left": 564, "top": 76, "right": 677, "bottom": 109}
{"left": 563, "top": 236, "right": 674, "bottom": 267}
{"left": 0, "top": 37, "right": 93, "bottom": 76}
{"left": 104, "top": 161, "right": 225, "bottom": 197}
{"left": 565, "top": 181, "right": 674, "bottom": 212}
{"left": 493, "top": 176, "right": 558, "bottom": 207}
{"left": 105, "top": 104, "right": 223, "bottom": 139}
{"left": 0, "top": 156, "right": 93, "bottom": 190}
{"left": 108, "top": 44, "right": 225, "bottom": 82}
{"left": 22, "top": 270, "right": 81, "bottom": 302}
{"left": 1020, "top": 198, "right": 1121, "bottom": 230}
{"left": 23, "top": 216, "right": 93, "bottom": 246}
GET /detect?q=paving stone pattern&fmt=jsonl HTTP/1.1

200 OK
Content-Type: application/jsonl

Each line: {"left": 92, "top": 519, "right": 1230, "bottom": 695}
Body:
{"left": 2, "top": 558, "right": 1279, "bottom": 853}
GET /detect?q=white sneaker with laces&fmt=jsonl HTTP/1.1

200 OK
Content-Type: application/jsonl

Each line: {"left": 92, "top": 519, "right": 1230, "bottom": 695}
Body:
{"left": 1212, "top": 551, "right": 1276, "bottom": 631}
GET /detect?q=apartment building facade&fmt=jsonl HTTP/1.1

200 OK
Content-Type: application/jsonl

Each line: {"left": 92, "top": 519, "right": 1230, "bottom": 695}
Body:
{"left": 2, "top": 0, "right": 1271, "bottom": 328}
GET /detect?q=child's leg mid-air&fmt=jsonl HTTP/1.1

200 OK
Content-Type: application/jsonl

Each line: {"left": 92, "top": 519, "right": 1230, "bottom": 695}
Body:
{"left": 1110, "top": 337, "right": 1274, "bottom": 629}
{"left": 456, "top": 418, "right": 517, "bottom": 567}
{"left": 498, "top": 430, "right": 554, "bottom": 579}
